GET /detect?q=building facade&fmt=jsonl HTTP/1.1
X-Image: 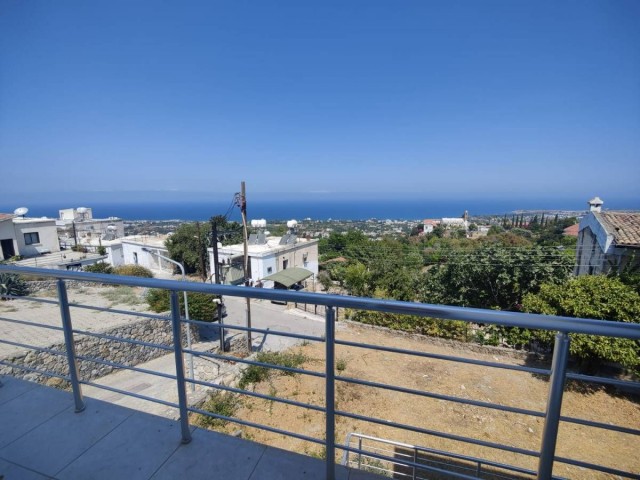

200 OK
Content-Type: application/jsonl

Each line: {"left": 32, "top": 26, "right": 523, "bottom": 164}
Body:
{"left": 575, "top": 197, "right": 640, "bottom": 275}
{"left": 0, "top": 214, "right": 61, "bottom": 260}
{"left": 209, "top": 236, "right": 319, "bottom": 287}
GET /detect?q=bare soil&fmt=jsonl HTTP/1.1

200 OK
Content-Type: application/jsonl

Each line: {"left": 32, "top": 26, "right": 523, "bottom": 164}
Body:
{"left": 195, "top": 322, "right": 640, "bottom": 479}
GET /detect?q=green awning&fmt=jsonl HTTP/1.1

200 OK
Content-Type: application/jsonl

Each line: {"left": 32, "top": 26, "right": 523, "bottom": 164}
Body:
{"left": 261, "top": 267, "right": 314, "bottom": 288}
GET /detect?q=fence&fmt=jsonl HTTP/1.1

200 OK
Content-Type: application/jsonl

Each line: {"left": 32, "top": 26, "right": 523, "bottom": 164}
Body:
{"left": 0, "top": 265, "right": 638, "bottom": 480}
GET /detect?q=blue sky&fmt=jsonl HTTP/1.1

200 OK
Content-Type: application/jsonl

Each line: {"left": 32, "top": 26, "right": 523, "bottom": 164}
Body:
{"left": 1, "top": 1, "right": 639, "bottom": 206}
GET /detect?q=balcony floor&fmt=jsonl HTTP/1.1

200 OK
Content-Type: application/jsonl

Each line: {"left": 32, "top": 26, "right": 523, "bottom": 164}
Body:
{"left": 0, "top": 376, "right": 379, "bottom": 480}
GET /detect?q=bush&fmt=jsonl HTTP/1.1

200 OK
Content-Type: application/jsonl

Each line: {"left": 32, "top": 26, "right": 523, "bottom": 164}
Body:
{"left": 97, "top": 246, "right": 107, "bottom": 256}
{"left": 113, "top": 265, "right": 154, "bottom": 278}
{"left": 84, "top": 262, "right": 114, "bottom": 274}
{"left": 146, "top": 288, "right": 220, "bottom": 322}
{"left": 196, "top": 391, "right": 241, "bottom": 429}
{"left": 350, "top": 310, "right": 469, "bottom": 341}
{"left": 0, "top": 273, "right": 29, "bottom": 299}
{"left": 238, "top": 351, "right": 307, "bottom": 389}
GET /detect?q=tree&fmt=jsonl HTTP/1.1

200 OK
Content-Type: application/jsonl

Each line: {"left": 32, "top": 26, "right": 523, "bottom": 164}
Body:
{"left": 209, "top": 215, "right": 243, "bottom": 246}
{"left": 420, "top": 244, "right": 573, "bottom": 310}
{"left": 344, "top": 262, "right": 371, "bottom": 297}
{"left": 522, "top": 275, "right": 640, "bottom": 372}
{"left": 165, "top": 223, "right": 209, "bottom": 276}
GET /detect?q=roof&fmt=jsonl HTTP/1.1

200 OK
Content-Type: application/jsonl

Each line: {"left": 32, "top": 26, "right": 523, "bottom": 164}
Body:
{"left": 0, "top": 213, "right": 13, "bottom": 222}
{"left": 423, "top": 219, "right": 440, "bottom": 225}
{"left": 595, "top": 212, "right": 640, "bottom": 247}
{"left": 563, "top": 224, "right": 580, "bottom": 237}
{"left": 261, "top": 267, "right": 314, "bottom": 288}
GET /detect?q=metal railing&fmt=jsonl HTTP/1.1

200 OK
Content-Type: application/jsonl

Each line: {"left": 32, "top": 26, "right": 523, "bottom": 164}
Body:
{"left": 0, "top": 265, "right": 639, "bottom": 480}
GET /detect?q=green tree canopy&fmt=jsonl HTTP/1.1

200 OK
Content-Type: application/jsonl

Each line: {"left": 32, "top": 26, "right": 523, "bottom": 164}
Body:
{"left": 522, "top": 275, "right": 640, "bottom": 372}
{"left": 165, "top": 222, "right": 208, "bottom": 277}
{"left": 420, "top": 244, "right": 573, "bottom": 310}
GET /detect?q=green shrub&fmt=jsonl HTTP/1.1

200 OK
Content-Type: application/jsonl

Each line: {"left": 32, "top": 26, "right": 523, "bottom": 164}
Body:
{"left": 196, "top": 391, "right": 241, "bottom": 429}
{"left": 238, "top": 351, "right": 307, "bottom": 389}
{"left": 0, "top": 273, "right": 29, "bottom": 299}
{"left": 146, "top": 288, "right": 219, "bottom": 322}
{"left": 84, "top": 262, "right": 114, "bottom": 274}
{"left": 113, "top": 265, "right": 154, "bottom": 278}
{"left": 97, "top": 246, "right": 107, "bottom": 256}
{"left": 350, "top": 310, "right": 469, "bottom": 341}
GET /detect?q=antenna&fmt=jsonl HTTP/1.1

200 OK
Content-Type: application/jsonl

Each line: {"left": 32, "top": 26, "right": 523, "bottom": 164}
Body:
{"left": 13, "top": 207, "right": 29, "bottom": 218}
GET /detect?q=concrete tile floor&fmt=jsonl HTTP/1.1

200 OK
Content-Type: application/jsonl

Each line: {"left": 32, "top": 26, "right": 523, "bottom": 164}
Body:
{"left": 0, "top": 377, "right": 381, "bottom": 480}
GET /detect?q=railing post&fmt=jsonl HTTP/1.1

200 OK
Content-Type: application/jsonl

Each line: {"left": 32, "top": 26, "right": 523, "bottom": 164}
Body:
{"left": 56, "top": 279, "right": 85, "bottom": 413}
{"left": 412, "top": 447, "right": 417, "bottom": 480}
{"left": 170, "top": 290, "right": 192, "bottom": 444}
{"left": 357, "top": 436, "right": 363, "bottom": 470}
{"left": 537, "top": 332, "right": 570, "bottom": 479}
{"left": 325, "top": 305, "right": 336, "bottom": 480}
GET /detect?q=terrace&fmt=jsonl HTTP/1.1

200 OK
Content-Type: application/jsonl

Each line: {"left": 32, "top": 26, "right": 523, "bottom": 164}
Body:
{"left": 0, "top": 265, "right": 639, "bottom": 480}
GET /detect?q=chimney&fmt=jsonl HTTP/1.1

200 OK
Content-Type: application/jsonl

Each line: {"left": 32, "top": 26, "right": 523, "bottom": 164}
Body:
{"left": 588, "top": 196, "right": 603, "bottom": 213}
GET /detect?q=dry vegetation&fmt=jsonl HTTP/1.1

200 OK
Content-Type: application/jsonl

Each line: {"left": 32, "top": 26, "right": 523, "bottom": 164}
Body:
{"left": 193, "top": 323, "right": 640, "bottom": 479}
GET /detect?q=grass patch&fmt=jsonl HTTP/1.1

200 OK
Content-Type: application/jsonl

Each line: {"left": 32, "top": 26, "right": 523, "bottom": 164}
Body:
{"left": 195, "top": 391, "right": 241, "bottom": 429}
{"left": 100, "top": 286, "right": 144, "bottom": 307}
{"left": 336, "top": 357, "right": 348, "bottom": 373}
{"left": 238, "top": 350, "right": 308, "bottom": 390}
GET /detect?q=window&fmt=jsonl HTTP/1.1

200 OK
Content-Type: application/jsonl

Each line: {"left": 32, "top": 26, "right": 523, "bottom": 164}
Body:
{"left": 283, "top": 259, "right": 289, "bottom": 270}
{"left": 267, "top": 267, "right": 273, "bottom": 274}
{"left": 24, "top": 232, "right": 40, "bottom": 245}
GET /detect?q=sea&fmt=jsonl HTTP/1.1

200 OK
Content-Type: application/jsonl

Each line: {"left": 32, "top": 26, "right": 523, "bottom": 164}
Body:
{"left": 2, "top": 197, "right": 639, "bottom": 222}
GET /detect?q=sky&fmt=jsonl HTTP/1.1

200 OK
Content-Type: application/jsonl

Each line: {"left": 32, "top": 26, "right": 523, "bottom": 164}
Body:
{"left": 1, "top": 1, "right": 639, "bottom": 206}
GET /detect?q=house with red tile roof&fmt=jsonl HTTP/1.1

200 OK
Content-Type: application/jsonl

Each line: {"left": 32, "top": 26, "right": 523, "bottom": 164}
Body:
{"left": 575, "top": 197, "right": 640, "bottom": 275}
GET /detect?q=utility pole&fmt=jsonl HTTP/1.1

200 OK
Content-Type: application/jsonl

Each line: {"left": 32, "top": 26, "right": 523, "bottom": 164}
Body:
{"left": 240, "top": 181, "right": 252, "bottom": 351}
{"left": 211, "top": 221, "right": 225, "bottom": 352}
{"left": 196, "top": 222, "right": 206, "bottom": 282}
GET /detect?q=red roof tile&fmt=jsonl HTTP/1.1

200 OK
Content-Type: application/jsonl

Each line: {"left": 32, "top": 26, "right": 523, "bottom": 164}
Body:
{"left": 595, "top": 212, "right": 640, "bottom": 247}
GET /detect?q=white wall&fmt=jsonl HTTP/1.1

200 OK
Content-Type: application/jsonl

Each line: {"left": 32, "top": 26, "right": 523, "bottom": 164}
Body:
{"left": 13, "top": 219, "right": 60, "bottom": 257}
{"left": 122, "top": 241, "right": 173, "bottom": 274}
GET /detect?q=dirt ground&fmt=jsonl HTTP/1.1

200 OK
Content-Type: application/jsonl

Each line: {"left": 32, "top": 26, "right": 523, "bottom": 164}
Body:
{"left": 195, "top": 322, "right": 640, "bottom": 479}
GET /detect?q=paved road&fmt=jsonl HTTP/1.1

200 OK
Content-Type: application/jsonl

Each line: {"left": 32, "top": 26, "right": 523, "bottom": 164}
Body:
{"left": 82, "top": 295, "right": 328, "bottom": 417}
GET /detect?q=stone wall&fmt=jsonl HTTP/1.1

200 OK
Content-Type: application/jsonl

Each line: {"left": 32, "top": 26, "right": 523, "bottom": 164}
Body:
{"left": 0, "top": 318, "right": 200, "bottom": 385}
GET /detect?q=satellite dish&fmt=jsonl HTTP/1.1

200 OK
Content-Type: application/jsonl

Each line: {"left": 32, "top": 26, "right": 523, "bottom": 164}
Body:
{"left": 107, "top": 225, "right": 117, "bottom": 232}
{"left": 76, "top": 207, "right": 88, "bottom": 214}
{"left": 13, "top": 207, "right": 28, "bottom": 217}
{"left": 287, "top": 220, "right": 298, "bottom": 229}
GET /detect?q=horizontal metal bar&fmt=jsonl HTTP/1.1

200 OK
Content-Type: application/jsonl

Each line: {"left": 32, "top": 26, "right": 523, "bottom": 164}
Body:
{"left": 188, "top": 405, "right": 324, "bottom": 445}
{"left": 74, "top": 354, "right": 178, "bottom": 382}
{"left": 185, "top": 317, "right": 325, "bottom": 343}
{"left": 335, "top": 374, "right": 544, "bottom": 418}
{"left": 554, "top": 455, "right": 640, "bottom": 479}
{"left": 72, "top": 328, "right": 174, "bottom": 352}
{"left": 68, "top": 302, "right": 172, "bottom": 322}
{"left": 3, "top": 265, "right": 639, "bottom": 339}
{"left": 79, "top": 380, "right": 180, "bottom": 410}
{"left": 345, "top": 432, "right": 558, "bottom": 478}
{"left": 559, "top": 415, "right": 640, "bottom": 436}
{"left": 566, "top": 372, "right": 640, "bottom": 391}
{"left": 0, "top": 359, "right": 71, "bottom": 381}
{"left": 336, "top": 410, "right": 540, "bottom": 458}
{"left": 183, "top": 348, "right": 326, "bottom": 379}
{"left": 0, "top": 316, "right": 64, "bottom": 332}
{"left": 0, "top": 294, "right": 59, "bottom": 305}
{"left": 337, "top": 444, "right": 480, "bottom": 480}
{"left": 186, "top": 377, "right": 326, "bottom": 413}
{"left": 335, "top": 338, "right": 551, "bottom": 376}
{"left": 0, "top": 339, "right": 67, "bottom": 358}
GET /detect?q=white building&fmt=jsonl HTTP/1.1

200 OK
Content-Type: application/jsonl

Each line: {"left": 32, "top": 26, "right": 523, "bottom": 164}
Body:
{"left": 575, "top": 197, "right": 640, "bottom": 275}
{"left": 57, "top": 207, "right": 124, "bottom": 249}
{"left": 100, "top": 235, "right": 174, "bottom": 275}
{"left": 209, "top": 234, "right": 319, "bottom": 287}
{"left": 0, "top": 213, "right": 61, "bottom": 260}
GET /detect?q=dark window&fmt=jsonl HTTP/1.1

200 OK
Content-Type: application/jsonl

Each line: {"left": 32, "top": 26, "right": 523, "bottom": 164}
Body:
{"left": 267, "top": 267, "right": 273, "bottom": 274}
{"left": 24, "top": 232, "right": 40, "bottom": 245}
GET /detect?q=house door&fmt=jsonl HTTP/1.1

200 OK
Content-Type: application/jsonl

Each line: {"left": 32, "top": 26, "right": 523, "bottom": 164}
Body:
{"left": 1, "top": 239, "right": 16, "bottom": 259}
